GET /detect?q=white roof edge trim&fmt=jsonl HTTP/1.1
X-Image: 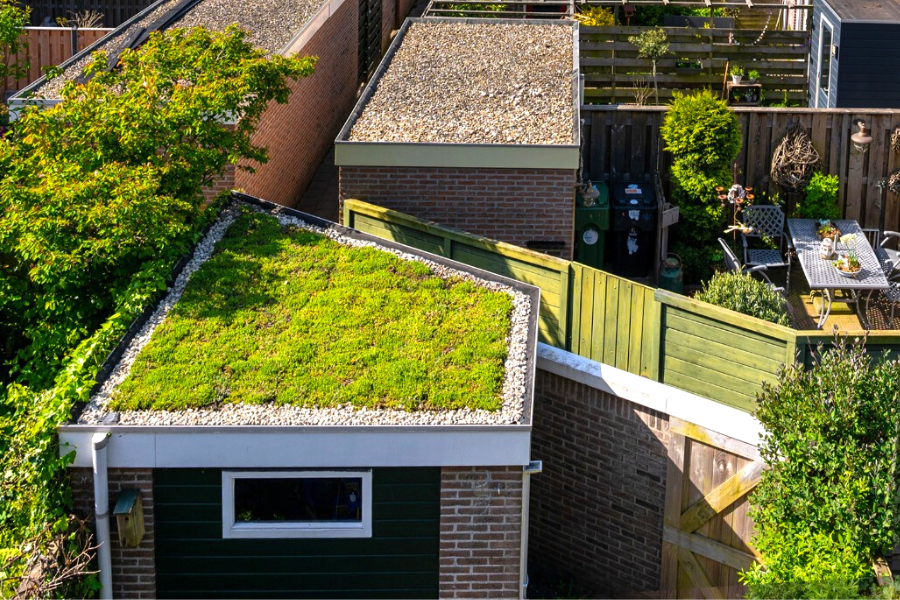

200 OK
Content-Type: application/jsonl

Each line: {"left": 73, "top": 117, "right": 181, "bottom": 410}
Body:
{"left": 536, "top": 343, "right": 763, "bottom": 448}
{"left": 59, "top": 426, "right": 532, "bottom": 468}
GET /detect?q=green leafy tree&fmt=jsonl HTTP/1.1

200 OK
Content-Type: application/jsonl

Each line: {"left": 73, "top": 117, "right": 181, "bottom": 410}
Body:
{"left": 742, "top": 343, "right": 900, "bottom": 599}
{"left": 0, "top": 25, "right": 314, "bottom": 596}
{"left": 661, "top": 90, "right": 741, "bottom": 281}
{"left": 0, "top": 25, "right": 316, "bottom": 390}
{"left": 628, "top": 27, "right": 670, "bottom": 105}
{"left": 0, "top": 0, "right": 29, "bottom": 101}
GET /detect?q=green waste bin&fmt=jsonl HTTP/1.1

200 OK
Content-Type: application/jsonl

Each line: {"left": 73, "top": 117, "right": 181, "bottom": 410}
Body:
{"left": 575, "top": 181, "right": 610, "bottom": 269}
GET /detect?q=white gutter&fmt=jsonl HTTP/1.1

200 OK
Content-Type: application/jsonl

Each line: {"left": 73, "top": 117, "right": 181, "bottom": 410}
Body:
{"left": 92, "top": 432, "right": 113, "bottom": 600}
{"left": 519, "top": 460, "right": 542, "bottom": 599}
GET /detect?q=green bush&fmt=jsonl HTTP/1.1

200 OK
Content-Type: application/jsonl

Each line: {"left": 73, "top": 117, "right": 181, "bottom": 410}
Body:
{"left": 741, "top": 343, "right": 900, "bottom": 599}
{"left": 661, "top": 90, "right": 741, "bottom": 282}
{"left": 695, "top": 271, "right": 791, "bottom": 326}
{"left": 796, "top": 172, "right": 841, "bottom": 221}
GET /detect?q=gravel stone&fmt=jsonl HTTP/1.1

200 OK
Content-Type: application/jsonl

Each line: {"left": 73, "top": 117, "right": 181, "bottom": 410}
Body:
{"left": 79, "top": 202, "right": 533, "bottom": 427}
{"left": 347, "top": 21, "right": 576, "bottom": 146}
{"left": 35, "top": 0, "right": 325, "bottom": 99}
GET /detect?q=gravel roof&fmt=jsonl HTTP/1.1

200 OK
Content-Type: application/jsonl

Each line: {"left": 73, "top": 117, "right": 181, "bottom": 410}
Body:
{"left": 347, "top": 21, "right": 576, "bottom": 146}
{"left": 78, "top": 202, "right": 533, "bottom": 427}
{"left": 34, "top": 0, "right": 325, "bottom": 99}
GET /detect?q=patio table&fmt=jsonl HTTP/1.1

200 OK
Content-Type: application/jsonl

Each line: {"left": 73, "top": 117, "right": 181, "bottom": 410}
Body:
{"left": 787, "top": 219, "right": 889, "bottom": 329}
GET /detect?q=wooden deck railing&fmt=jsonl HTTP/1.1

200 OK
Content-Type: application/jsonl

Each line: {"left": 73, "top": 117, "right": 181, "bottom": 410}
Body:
{"left": 580, "top": 26, "right": 810, "bottom": 105}
{"left": 345, "top": 199, "right": 900, "bottom": 413}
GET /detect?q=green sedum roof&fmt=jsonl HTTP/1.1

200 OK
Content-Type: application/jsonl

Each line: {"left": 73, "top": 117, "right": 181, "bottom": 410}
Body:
{"left": 111, "top": 210, "right": 513, "bottom": 412}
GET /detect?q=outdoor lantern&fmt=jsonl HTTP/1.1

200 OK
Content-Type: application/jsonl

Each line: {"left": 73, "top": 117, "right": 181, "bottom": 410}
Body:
{"left": 852, "top": 120, "right": 873, "bottom": 154}
{"left": 581, "top": 181, "right": 600, "bottom": 207}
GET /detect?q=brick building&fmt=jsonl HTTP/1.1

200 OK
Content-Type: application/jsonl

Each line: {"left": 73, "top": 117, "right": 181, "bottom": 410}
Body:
{"left": 12, "top": 0, "right": 419, "bottom": 209}
{"left": 59, "top": 199, "right": 541, "bottom": 599}
{"left": 336, "top": 19, "right": 581, "bottom": 259}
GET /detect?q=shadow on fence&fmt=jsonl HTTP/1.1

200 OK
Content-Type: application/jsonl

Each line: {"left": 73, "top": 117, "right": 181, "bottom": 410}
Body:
{"left": 345, "top": 198, "right": 900, "bottom": 412}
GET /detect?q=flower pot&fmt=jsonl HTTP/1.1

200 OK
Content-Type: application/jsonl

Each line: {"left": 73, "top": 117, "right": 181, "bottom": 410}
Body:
{"left": 731, "top": 75, "right": 742, "bottom": 84}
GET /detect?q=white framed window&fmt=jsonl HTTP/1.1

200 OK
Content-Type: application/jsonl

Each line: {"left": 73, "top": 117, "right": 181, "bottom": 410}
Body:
{"left": 221, "top": 470, "right": 373, "bottom": 539}
{"left": 817, "top": 15, "right": 834, "bottom": 107}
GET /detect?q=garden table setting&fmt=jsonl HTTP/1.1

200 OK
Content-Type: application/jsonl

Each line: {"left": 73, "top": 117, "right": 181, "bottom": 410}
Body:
{"left": 787, "top": 219, "right": 889, "bottom": 329}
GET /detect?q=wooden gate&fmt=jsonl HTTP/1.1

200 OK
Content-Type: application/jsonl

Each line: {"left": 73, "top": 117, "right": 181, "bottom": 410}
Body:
{"left": 661, "top": 417, "right": 764, "bottom": 599}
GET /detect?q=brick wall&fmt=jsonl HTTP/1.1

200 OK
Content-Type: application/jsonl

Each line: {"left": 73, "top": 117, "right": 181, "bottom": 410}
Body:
{"left": 235, "top": 0, "right": 358, "bottom": 208}
{"left": 202, "top": 163, "right": 235, "bottom": 205}
{"left": 439, "top": 467, "right": 523, "bottom": 599}
{"left": 382, "top": 0, "right": 397, "bottom": 51}
{"left": 70, "top": 468, "right": 156, "bottom": 599}
{"left": 528, "top": 369, "right": 669, "bottom": 597}
{"left": 340, "top": 167, "right": 577, "bottom": 258}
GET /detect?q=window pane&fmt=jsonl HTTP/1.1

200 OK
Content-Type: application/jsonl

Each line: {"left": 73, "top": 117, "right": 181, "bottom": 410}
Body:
{"left": 234, "top": 477, "right": 363, "bottom": 523}
{"left": 820, "top": 26, "right": 832, "bottom": 92}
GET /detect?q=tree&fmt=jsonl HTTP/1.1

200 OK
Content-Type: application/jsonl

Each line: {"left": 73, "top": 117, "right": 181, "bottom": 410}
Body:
{"left": 628, "top": 27, "right": 670, "bottom": 105}
{"left": 0, "top": 25, "right": 316, "bottom": 597}
{"left": 0, "top": 0, "right": 29, "bottom": 100}
{"left": 0, "top": 25, "right": 316, "bottom": 389}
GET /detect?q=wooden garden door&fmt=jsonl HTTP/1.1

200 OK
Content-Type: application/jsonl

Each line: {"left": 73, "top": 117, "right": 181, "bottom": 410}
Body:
{"left": 660, "top": 417, "right": 764, "bottom": 599}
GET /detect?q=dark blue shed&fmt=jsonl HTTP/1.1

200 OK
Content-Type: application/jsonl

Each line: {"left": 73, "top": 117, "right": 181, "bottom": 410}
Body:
{"left": 809, "top": 0, "right": 900, "bottom": 108}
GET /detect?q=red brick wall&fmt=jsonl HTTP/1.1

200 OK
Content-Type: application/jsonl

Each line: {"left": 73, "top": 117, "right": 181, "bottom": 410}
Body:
{"left": 202, "top": 163, "right": 235, "bottom": 204}
{"left": 340, "top": 167, "right": 577, "bottom": 258}
{"left": 70, "top": 468, "right": 156, "bottom": 599}
{"left": 528, "top": 369, "right": 670, "bottom": 597}
{"left": 398, "top": 0, "right": 415, "bottom": 25}
{"left": 439, "top": 467, "right": 523, "bottom": 599}
{"left": 382, "top": 0, "right": 396, "bottom": 52}
{"left": 235, "top": 0, "right": 358, "bottom": 207}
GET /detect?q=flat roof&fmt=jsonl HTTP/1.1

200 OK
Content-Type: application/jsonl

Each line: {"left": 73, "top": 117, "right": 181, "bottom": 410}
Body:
{"left": 23, "top": 0, "right": 328, "bottom": 100}
{"left": 345, "top": 18, "right": 578, "bottom": 146}
{"left": 77, "top": 196, "right": 538, "bottom": 428}
{"left": 821, "top": 0, "right": 900, "bottom": 22}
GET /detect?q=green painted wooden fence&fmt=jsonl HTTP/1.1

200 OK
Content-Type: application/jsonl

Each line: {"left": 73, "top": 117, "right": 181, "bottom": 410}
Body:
{"left": 344, "top": 199, "right": 900, "bottom": 412}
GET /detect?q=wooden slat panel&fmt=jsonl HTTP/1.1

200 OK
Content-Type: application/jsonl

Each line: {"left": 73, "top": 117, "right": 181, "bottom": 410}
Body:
{"left": 155, "top": 468, "right": 440, "bottom": 599}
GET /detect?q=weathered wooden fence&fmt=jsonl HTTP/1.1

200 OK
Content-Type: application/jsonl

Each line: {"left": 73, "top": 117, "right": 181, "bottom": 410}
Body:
{"left": 582, "top": 106, "right": 900, "bottom": 234}
{"left": 662, "top": 417, "right": 763, "bottom": 599}
{"left": 4, "top": 27, "right": 111, "bottom": 94}
{"left": 580, "top": 26, "right": 810, "bottom": 105}
{"left": 25, "top": 0, "right": 154, "bottom": 28}
{"left": 345, "top": 199, "right": 900, "bottom": 413}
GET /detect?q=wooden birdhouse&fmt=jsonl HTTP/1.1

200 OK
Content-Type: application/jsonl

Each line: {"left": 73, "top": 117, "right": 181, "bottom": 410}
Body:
{"left": 113, "top": 488, "right": 145, "bottom": 548}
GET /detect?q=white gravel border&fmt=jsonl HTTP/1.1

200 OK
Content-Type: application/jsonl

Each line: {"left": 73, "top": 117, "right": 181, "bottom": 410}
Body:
{"left": 79, "top": 202, "right": 532, "bottom": 426}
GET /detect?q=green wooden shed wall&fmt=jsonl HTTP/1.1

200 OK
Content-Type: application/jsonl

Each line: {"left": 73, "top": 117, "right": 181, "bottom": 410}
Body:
{"left": 154, "top": 468, "right": 441, "bottom": 599}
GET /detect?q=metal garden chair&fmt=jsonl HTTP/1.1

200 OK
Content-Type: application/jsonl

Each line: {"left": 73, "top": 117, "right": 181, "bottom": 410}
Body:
{"left": 718, "top": 238, "right": 785, "bottom": 295}
{"left": 741, "top": 205, "right": 793, "bottom": 293}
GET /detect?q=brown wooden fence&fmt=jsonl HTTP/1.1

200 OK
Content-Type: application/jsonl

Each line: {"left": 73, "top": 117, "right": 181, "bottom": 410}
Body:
{"left": 25, "top": 0, "right": 154, "bottom": 28}
{"left": 582, "top": 105, "right": 900, "bottom": 234}
{"left": 580, "top": 26, "right": 810, "bottom": 106}
{"left": 345, "top": 199, "right": 900, "bottom": 414}
{"left": 4, "top": 27, "right": 112, "bottom": 94}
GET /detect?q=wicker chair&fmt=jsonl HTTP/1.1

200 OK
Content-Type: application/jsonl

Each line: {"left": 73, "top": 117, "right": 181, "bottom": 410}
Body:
{"left": 741, "top": 205, "right": 793, "bottom": 293}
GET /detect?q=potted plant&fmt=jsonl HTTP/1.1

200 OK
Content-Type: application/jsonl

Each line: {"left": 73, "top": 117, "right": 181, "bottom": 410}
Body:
{"left": 816, "top": 219, "right": 841, "bottom": 240}
{"left": 730, "top": 65, "right": 744, "bottom": 84}
{"left": 833, "top": 234, "right": 861, "bottom": 277}
{"left": 675, "top": 58, "right": 702, "bottom": 74}
{"left": 748, "top": 69, "right": 760, "bottom": 83}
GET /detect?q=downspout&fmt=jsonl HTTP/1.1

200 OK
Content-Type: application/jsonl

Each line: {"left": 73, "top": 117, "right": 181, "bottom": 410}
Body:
{"left": 92, "top": 432, "right": 113, "bottom": 600}
{"left": 519, "top": 460, "right": 543, "bottom": 600}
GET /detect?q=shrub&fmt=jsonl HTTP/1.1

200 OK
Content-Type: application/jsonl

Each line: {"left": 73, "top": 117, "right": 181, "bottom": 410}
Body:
{"left": 742, "top": 343, "right": 900, "bottom": 599}
{"left": 796, "top": 172, "right": 841, "bottom": 221}
{"left": 574, "top": 6, "right": 614, "bottom": 26}
{"left": 661, "top": 90, "right": 741, "bottom": 281}
{"left": 695, "top": 271, "right": 791, "bottom": 326}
